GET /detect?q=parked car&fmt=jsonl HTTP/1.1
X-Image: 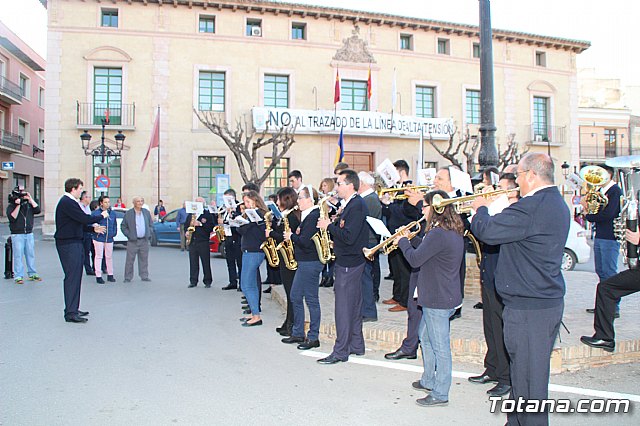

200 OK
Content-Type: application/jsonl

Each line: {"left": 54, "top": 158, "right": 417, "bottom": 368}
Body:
{"left": 111, "top": 208, "right": 128, "bottom": 246}
{"left": 562, "top": 220, "right": 591, "bottom": 271}
{"left": 150, "top": 208, "right": 224, "bottom": 256}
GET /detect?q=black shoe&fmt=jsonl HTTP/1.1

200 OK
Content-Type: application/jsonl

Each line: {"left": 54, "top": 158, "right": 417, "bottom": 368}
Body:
{"left": 384, "top": 274, "right": 393, "bottom": 280}
{"left": 239, "top": 317, "right": 249, "bottom": 322}
{"left": 468, "top": 373, "right": 498, "bottom": 384}
{"left": 243, "top": 309, "right": 251, "bottom": 314}
{"left": 86, "top": 271, "right": 96, "bottom": 276}
{"left": 78, "top": 311, "right": 89, "bottom": 317}
{"left": 263, "top": 287, "right": 272, "bottom": 294}
{"left": 580, "top": 336, "right": 615, "bottom": 352}
{"left": 242, "top": 319, "right": 263, "bottom": 327}
{"left": 487, "top": 383, "right": 512, "bottom": 397}
{"left": 204, "top": 284, "right": 211, "bottom": 288}
{"left": 107, "top": 275, "right": 116, "bottom": 283}
{"left": 282, "top": 336, "right": 305, "bottom": 344}
{"left": 449, "top": 307, "right": 462, "bottom": 321}
{"left": 222, "top": 283, "right": 238, "bottom": 290}
{"left": 412, "top": 380, "right": 432, "bottom": 392}
{"left": 241, "top": 304, "right": 249, "bottom": 310}
{"left": 188, "top": 283, "right": 197, "bottom": 288}
{"left": 473, "top": 302, "right": 483, "bottom": 309}
{"left": 586, "top": 308, "right": 595, "bottom": 313}
{"left": 385, "top": 349, "right": 417, "bottom": 360}
{"left": 416, "top": 395, "right": 448, "bottom": 407}
{"left": 324, "top": 277, "right": 334, "bottom": 288}
{"left": 141, "top": 278, "right": 151, "bottom": 282}
{"left": 298, "top": 340, "right": 320, "bottom": 350}
{"left": 65, "top": 315, "right": 88, "bottom": 323}
{"left": 96, "top": 277, "right": 105, "bottom": 284}
{"left": 350, "top": 351, "right": 365, "bottom": 356}
{"left": 317, "top": 355, "right": 346, "bottom": 365}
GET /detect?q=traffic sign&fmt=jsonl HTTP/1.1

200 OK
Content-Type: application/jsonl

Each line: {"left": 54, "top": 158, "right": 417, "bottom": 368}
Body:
{"left": 2, "top": 161, "right": 15, "bottom": 170}
{"left": 95, "top": 174, "right": 111, "bottom": 189}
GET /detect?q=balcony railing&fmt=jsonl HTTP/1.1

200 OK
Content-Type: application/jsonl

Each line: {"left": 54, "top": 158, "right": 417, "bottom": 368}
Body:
{"left": 523, "top": 125, "right": 567, "bottom": 146}
{"left": 580, "top": 144, "right": 631, "bottom": 160}
{"left": 0, "top": 75, "right": 23, "bottom": 104}
{"left": 0, "top": 129, "right": 24, "bottom": 151}
{"left": 76, "top": 102, "right": 136, "bottom": 128}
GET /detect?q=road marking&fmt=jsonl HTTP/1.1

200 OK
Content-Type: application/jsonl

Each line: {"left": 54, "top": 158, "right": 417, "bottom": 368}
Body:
{"left": 300, "top": 350, "right": 640, "bottom": 402}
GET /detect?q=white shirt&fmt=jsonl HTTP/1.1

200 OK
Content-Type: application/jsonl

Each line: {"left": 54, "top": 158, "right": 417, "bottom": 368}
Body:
{"left": 301, "top": 205, "right": 319, "bottom": 222}
{"left": 359, "top": 188, "right": 374, "bottom": 198}
{"left": 523, "top": 184, "right": 557, "bottom": 198}
{"left": 339, "top": 192, "right": 358, "bottom": 208}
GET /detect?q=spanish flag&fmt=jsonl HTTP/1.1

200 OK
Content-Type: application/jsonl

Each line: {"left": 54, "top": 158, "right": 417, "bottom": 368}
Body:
{"left": 334, "top": 68, "right": 341, "bottom": 104}
{"left": 367, "top": 66, "right": 372, "bottom": 100}
{"left": 334, "top": 127, "right": 344, "bottom": 167}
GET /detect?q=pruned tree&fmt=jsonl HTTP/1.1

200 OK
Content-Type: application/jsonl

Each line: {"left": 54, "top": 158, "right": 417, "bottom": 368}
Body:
{"left": 461, "top": 128, "right": 481, "bottom": 174}
{"left": 498, "top": 133, "right": 529, "bottom": 170}
{"left": 428, "top": 127, "right": 465, "bottom": 171}
{"left": 428, "top": 127, "right": 480, "bottom": 173}
{"left": 194, "top": 110, "right": 297, "bottom": 188}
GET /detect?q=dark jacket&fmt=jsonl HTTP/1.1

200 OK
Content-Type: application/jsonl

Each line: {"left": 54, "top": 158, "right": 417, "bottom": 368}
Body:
{"left": 327, "top": 194, "right": 369, "bottom": 267}
{"left": 290, "top": 208, "right": 321, "bottom": 262}
{"left": 398, "top": 227, "right": 463, "bottom": 310}
{"left": 54, "top": 195, "right": 103, "bottom": 244}
{"left": 186, "top": 211, "right": 215, "bottom": 244}
{"left": 7, "top": 202, "right": 41, "bottom": 234}
{"left": 121, "top": 208, "right": 153, "bottom": 241}
{"left": 237, "top": 210, "right": 266, "bottom": 252}
{"left": 91, "top": 208, "right": 118, "bottom": 243}
{"left": 361, "top": 191, "right": 382, "bottom": 248}
{"left": 381, "top": 181, "right": 416, "bottom": 233}
{"left": 585, "top": 183, "right": 622, "bottom": 240}
{"left": 471, "top": 186, "right": 570, "bottom": 310}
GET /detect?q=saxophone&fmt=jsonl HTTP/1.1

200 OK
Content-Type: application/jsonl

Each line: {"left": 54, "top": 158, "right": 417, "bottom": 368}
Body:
{"left": 276, "top": 207, "right": 298, "bottom": 271}
{"left": 214, "top": 225, "right": 226, "bottom": 242}
{"left": 185, "top": 213, "right": 197, "bottom": 246}
{"left": 260, "top": 211, "right": 280, "bottom": 267}
{"left": 311, "top": 195, "right": 335, "bottom": 264}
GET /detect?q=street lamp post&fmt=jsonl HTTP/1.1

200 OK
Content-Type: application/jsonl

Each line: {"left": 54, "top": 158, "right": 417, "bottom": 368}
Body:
{"left": 561, "top": 161, "right": 570, "bottom": 199}
{"left": 80, "top": 118, "right": 125, "bottom": 190}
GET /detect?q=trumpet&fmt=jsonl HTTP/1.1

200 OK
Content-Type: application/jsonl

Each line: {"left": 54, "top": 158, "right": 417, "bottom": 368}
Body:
{"left": 377, "top": 185, "right": 434, "bottom": 201}
{"left": 431, "top": 188, "right": 520, "bottom": 215}
{"left": 362, "top": 217, "right": 426, "bottom": 260}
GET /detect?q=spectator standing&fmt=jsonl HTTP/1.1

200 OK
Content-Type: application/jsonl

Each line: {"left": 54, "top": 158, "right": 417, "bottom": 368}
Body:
{"left": 6, "top": 186, "right": 42, "bottom": 284}
{"left": 91, "top": 195, "right": 117, "bottom": 284}
{"left": 79, "top": 191, "right": 95, "bottom": 276}
{"left": 114, "top": 197, "right": 126, "bottom": 208}
{"left": 154, "top": 200, "right": 167, "bottom": 220}
{"left": 176, "top": 202, "right": 188, "bottom": 252}
{"left": 121, "top": 196, "right": 153, "bottom": 282}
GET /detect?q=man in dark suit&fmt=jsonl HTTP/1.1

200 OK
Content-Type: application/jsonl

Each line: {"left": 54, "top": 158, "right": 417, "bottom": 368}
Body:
{"left": 221, "top": 189, "right": 243, "bottom": 291}
{"left": 186, "top": 197, "right": 215, "bottom": 288}
{"left": 316, "top": 169, "right": 369, "bottom": 364}
{"left": 471, "top": 153, "right": 569, "bottom": 426}
{"left": 358, "top": 171, "right": 380, "bottom": 320}
{"left": 54, "top": 178, "right": 107, "bottom": 323}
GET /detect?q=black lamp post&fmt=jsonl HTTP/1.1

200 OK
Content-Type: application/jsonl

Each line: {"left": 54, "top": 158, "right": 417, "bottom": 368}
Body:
{"left": 477, "top": 0, "right": 498, "bottom": 172}
{"left": 80, "top": 118, "right": 125, "bottom": 166}
{"left": 561, "top": 161, "right": 570, "bottom": 199}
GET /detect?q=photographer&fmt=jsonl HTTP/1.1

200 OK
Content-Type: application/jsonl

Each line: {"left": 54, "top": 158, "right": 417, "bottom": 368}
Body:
{"left": 6, "top": 186, "right": 42, "bottom": 284}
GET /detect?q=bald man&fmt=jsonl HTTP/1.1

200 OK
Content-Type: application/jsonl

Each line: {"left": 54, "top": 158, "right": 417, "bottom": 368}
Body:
{"left": 187, "top": 197, "right": 215, "bottom": 288}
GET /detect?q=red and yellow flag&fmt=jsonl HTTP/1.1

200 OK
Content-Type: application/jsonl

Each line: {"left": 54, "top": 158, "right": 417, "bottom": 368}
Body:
{"left": 334, "top": 68, "right": 341, "bottom": 104}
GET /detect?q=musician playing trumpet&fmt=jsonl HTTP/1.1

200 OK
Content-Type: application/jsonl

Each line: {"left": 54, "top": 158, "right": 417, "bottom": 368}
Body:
{"left": 393, "top": 190, "right": 465, "bottom": 407}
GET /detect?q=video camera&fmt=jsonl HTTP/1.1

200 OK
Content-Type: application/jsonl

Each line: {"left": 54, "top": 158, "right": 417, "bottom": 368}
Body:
{"left": 8, "top": 188, "right": 29, "bottom": 206}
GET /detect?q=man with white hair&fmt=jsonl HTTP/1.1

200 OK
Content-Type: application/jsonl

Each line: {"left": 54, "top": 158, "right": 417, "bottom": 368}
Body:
{"left": 121, "top": 196, "right": 153, "bottom": 282}
{"left": 186, "top": 197, "right": 215, "bottom": 288}
{"left": 358, "top": 171, "right": 380, "bottom": 321}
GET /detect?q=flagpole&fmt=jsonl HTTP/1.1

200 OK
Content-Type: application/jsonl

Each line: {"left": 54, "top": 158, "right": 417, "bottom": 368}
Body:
{"left": 157, "top": 105, "right": 160, "bottom": 208}
{"left": 418, "top": 127, "right": 424, "bottom": 174}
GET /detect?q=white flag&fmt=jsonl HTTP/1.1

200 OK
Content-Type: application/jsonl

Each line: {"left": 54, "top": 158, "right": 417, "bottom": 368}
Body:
{"left": 391, "top": 68, "right": 397, "bottom": 111}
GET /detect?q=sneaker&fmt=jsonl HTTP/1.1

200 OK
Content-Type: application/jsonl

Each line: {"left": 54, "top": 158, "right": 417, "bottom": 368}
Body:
{"left": 28, "top": 275, "right": 42, "bottom": 282}
{"left": 15, "top": 277, "right": 24, "bottom": 284}
{"left": 412, "top": 381, "right": 432, "bottom": 392}
{"left": 416, "top": 395, "right": 448, "bottom": 407}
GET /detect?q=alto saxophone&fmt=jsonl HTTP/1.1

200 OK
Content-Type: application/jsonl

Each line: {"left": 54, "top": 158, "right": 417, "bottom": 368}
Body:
{"left": 311, "top": 195, "right": 335, "bottom": 264}
{"left": 260, "top": 211, "right": 280, "bottom": 267}
{"left": 213, "top": 225, "right": 226, "bottom": 242}
{"left": 185, "top": 213, "right": 197, "bottom": 246}
{"left": 276, "top": 207, "right": 298, "bottom": 271}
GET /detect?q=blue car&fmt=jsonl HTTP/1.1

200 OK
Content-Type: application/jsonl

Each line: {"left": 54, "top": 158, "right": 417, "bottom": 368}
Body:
{"left": 151, "top": 208, "right": 225, "bottom": 257}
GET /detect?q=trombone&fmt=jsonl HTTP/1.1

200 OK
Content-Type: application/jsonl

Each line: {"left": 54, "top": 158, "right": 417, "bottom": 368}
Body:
{"left": 431, "top": 188, "right": 520, "bottom": 215}
{"left": 377, "top": 185, "right": 434, "bottom": 201}
{"left": 362, "top": 217, "right": 426, "bottom": 260}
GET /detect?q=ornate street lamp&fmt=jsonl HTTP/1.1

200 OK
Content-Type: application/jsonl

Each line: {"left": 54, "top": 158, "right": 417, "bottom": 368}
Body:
{"left": 80, "top": 118, "right": 125, "bottom": 165}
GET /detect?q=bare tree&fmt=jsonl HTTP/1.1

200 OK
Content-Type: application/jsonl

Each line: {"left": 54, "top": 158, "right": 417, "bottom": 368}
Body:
{"left": 428, "top": 127, "right": 481, "bottom": 173}
{"left": 194, "top": 110, "right": 297, "bottom": 188}
{"left": 498, "top": 133, "right": 529, "bottom": 170}
{"left": 461, "top": 128, "right": 481, "bottom": 174}
{"left": 427, "top": 127, "right": 465, "bottom": 170}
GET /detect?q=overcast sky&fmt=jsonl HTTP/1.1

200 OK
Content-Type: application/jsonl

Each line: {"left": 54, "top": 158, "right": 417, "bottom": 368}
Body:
{"left": 1, "top": 0, "right": 638, "bottom": 85}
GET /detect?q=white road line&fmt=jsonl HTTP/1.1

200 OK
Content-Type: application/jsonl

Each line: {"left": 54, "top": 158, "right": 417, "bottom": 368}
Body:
{"left": 301, "top": 350, "right": 640, "bottom": 402}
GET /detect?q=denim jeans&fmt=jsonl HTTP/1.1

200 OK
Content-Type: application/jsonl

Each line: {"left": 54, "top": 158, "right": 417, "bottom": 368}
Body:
{"left": 11, "top": 233, "right": 37, "bottom": 279}
{"left": 241, "top": 251, "right": 265, "bottom": 315}
{"left": 291, "top": 260, "right": 324, "bottom": 340}
{"left": 418, "top": 307, "right": 455, "bottom": 401}
{"left": 593, "top": 238, "right": 619, "bottom": 283}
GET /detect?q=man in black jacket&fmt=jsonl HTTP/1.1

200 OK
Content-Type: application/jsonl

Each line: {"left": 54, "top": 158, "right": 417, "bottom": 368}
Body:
{"left": 54, "top": 178, "right": 107, "bottom": 323}
{"left": 6, "top": 185, "right": 42, "bottom": 284}
{"left": 186, "top": 197, "right": 215, "bottom": 288}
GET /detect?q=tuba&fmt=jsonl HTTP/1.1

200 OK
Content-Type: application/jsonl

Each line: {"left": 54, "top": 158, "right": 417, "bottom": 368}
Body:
{"left": 579, "top": 165, "right": 610, "bottom": 214}
{"left": 185, "top": 213, "right": 197, "bottom": 246}
{"left": 260, "top": 211, "right": 280, "bottom": 268}
{"left": 613, "top": 165, "right": 640, "bottom": 268}
{"left": 276, "top": 207, "right": 298, "bottom": 271}
{"left": 311, "top": 194, "right": 335, "bottom": 264}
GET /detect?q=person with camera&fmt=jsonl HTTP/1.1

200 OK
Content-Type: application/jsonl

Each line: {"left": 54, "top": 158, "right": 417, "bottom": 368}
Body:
{"left": 6, "top": 186, "right": 42, "bottom": 284}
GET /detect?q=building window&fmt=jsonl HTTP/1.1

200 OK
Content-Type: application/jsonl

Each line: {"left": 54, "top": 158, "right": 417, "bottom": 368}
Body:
{"left": 465, "top": 90, "right": 481, "bottom": 125}
{"left": 18, "top": 120, "right": 29, "bottom": 145}
{"left": 246, "top": 19, "right": 262, "bottom": 37}
{"left": 341, "top": 80, "right": 368, "bottom": 111}
{"left": 400, "top": 34, "right": 413, "bottom": 51}
{"left": 604, "top": 129, "right": 617, "bottom": 157}
{"left": 437, "top": 38, "right": 450, "bottom": 55}
{"left": 33, "top": 177, "right": 43, "bottom": 205}
{"left": 533, "top": 96, "right": 549, "bottom": 140}
{"left": 535, "top": 51, "right": 546, "bottom": 67}
{"left": 93, "top": 156, "right": 121, "bottom": 200}
{"left": 93, "top": 67, "right": 122, "bottom": 125}
{"left": 198, "top": 156, "right": 225, "bottom": 201}
{"left": 473, "top": 43, "right": 481, "bottom": 58}
{"left": 13, "top": 173, "right": 27, "bottom": 190}
{"left": 19, "top": 74, "right": 29, "bottom": 98}
{"left": 38, "top": 87, "right": 44, "bottom": 107}
{"left": 415, "top": 86, "right": 435, "bottom": 118}
{"left": 38, "top": 128, "right": 44, "bottom": 149}
{"left": 291, "top": 22, "right": 306, "bottom": 40}
{"left": 101, "top": 9, "right": 119, "bottom": 28}
{"left": 263, "top": 157, "right": 289, "bottom": 196}
{"left": 199, "top": 15, "right": 215, "bottom": 33}
{"left": 198, "top": 71, "right": 225, "bottom": 112}
{"left": 264, "top": 75, "right": 289, "bottom": 108}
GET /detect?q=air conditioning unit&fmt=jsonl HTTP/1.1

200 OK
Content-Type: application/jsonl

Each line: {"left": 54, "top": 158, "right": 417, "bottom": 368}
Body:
{"left": 251, "top": 26, "right": 262, "bottom": 37}
{"left": 534, "top": 134, "right": 543, "bottom": 142}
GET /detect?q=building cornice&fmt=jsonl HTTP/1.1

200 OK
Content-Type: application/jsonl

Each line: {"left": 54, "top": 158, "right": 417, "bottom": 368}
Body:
{"left": 85, "top": 0, "right": 590, "bottom": 53}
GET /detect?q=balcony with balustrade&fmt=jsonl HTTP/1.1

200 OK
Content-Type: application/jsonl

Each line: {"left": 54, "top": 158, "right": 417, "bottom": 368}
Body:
{"left": 76, "top": 102, "right": 136, "bottom": 130}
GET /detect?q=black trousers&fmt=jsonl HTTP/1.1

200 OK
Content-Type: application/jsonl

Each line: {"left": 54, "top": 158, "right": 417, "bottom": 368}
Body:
{"left": 279, "top": 260, "right": 296, "bottom": 330}
{"left": 224, "top": 236, "right": 242, "bottom": 285}
{"left": 389, "top": 250, "right": 411, "bottom": 307}
{"left": 83, "top": 232, "right": 94, "bottom": 273}
{"left": 56, "top": 241, "right": 84, "bottom": 318}
{"left": 480, "top": 253, "right": 510, "bottom": 384}
{"left": 594, "top": 267, "right": 640, "bottom": 341}
{"left": 371, "top": 252, "right": 381, "bottom": 302}
{"left": 331, "top": 263, "right": 366, "bottom": 360}
{"left": 503, "top": 304, "right": 563, "bottom": 426}
{"left": 189, "top": 241, "right": 212, "bottom": 285}
{"left": 399, "top": 269, "right": 420, "bottom": 355}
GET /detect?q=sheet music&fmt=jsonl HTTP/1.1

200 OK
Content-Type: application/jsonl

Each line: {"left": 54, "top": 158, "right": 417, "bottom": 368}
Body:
{"left": 366, "top": 216, "right": 392, "bottom": 238}
{"left": 223, "top": 224, "right": 232, "bottom": 236}
{"left": 376, "top": 159, "right": 401, "bottom": 188}
{"left": 228, "top": 216, "right": 249, "bottom": 227}
{"left": 244, "top": 208, "right": 262, "bottom": 223}
{"left": 185, "top": 201, "right": 204, "bottom": 216}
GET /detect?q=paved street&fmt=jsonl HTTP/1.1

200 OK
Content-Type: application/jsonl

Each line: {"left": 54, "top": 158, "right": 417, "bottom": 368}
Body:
{"left": 1, "top": 240, "right": 639, "bottom": 425}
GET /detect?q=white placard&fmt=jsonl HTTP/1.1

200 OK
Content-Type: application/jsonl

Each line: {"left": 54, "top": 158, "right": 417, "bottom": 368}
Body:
{"left": 223, "top": 224, "right": 232, "bottom": 236}
{"left": 376, "top": 159, "right": 401, "bottom": 188}
{"left": 366, "top": 216, "right": 392, "bottom": 238}
{"left": 223, "top": 195, "right": 237, "bottom": 209}
{"left": 229, "top": 216, "right": 249, "bottom": 227}
{"left": 490, "top": 172, "right": 500, "bottom": 186}
{"left": 244, "top": 208, "right": 262, "bottom": 223}
{"left": 185, "top": 201, "right": 204, "bottom": 216}
{"left": 417, "top": 168, "right": 436, "bottom": 186}
{"left": 449, "top": 167, "right": 473, "bottom": 195}
{"left": 566, "top": 173, "right": 584, "bottom": 192}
